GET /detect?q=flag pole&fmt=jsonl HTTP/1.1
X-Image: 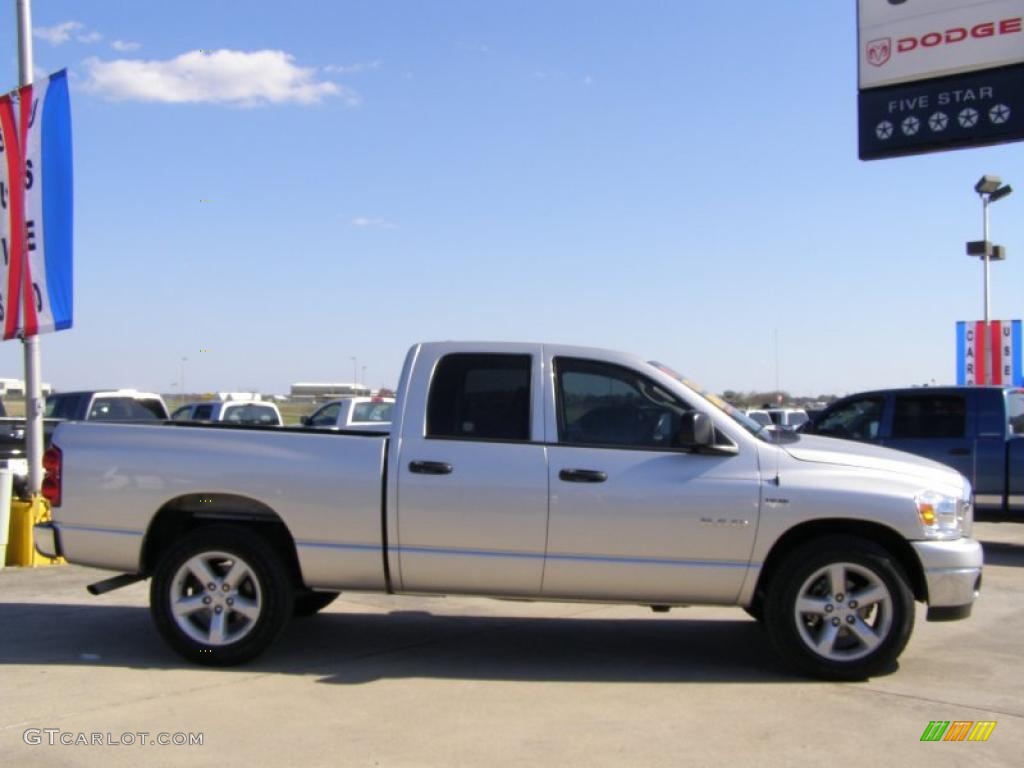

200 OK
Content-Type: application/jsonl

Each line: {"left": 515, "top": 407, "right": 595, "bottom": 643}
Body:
{"left": 16, "top": 0, "right": 44, "bottom": 497}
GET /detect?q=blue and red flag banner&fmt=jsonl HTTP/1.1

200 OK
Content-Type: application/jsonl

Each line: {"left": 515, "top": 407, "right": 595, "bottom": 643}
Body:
{"left": 957, "top": 320, "right": 1023, "bottom": 386}
{"left": 0, "top": 69, "right": 73, "bottom": 340}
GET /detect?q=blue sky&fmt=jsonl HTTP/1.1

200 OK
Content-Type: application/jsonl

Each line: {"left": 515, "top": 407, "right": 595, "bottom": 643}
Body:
{"left": 1, "top": 1, "right": 1022, "bottom": 397}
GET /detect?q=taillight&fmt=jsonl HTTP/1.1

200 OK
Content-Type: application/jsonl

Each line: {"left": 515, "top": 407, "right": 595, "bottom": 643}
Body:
{"left": 42, "top": 444, "right": 62, "bottom": 506}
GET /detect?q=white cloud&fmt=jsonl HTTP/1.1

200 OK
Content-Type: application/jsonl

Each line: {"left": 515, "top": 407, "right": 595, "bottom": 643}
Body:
{"left": 34, "top": 21, "right": 83, "bottom": 45}
{"left": 82, "top": 49, "right": 352, "bottom": 106}
{"left": 111, "top": 40, "right": 141, "bottom": 52}
{"left": 76, "top": 31, "right": 102, "bottom": 44}
{"left": 351, "top": 217, "right": 397, "bottom": 230}
{"left": 324, "top": 60, "right": 380, "bottom": 75}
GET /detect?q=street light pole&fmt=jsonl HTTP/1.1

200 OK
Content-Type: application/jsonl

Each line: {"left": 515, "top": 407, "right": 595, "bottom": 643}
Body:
{"left": 972, "top": 175, "right": 1013, "bottom": 385}
{"left": 982, "top": 193, "right": 990, "bottom": 335}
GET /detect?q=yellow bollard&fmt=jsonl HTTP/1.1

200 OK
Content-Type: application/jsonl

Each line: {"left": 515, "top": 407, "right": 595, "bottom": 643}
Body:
{"left": 5, "top": 496, "right": 65, "bottom": 567}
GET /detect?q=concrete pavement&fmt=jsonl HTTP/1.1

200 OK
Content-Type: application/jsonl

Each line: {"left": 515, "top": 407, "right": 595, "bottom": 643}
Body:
{"left": 2, "top": 522, "right": 1022, "bottom": 767}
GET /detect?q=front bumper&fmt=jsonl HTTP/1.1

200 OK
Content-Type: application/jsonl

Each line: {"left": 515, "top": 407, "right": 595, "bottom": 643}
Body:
{"left": 911, "top": 537, "right": 983, "bottom": 621}
{"left": 33, "top": 521, "right": 62, "bottom": 560}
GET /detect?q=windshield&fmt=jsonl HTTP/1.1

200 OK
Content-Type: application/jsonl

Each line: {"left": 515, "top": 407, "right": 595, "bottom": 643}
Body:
{"left": 649, "top": 361, "right": 767, "bottom": 437}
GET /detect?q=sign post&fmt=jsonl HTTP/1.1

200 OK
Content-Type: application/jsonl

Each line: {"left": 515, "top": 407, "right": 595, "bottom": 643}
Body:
{"left": 18, "top": 0, "right": 43, "bottom": 497}
{"left": 1, "top": 0, "right": 74, "bottom": 497}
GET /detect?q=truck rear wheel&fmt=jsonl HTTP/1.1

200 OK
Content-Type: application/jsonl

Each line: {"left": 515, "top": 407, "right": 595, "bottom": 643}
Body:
{"left": 764, "top": 536, "right": 914, "bottom": 680}
{"left": 150, "top": 526, "right": 293, "bottom": 666}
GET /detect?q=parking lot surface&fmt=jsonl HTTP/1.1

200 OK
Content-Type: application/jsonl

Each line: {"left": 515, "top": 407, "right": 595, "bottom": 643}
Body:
{"left": 2, "top": 522, "right": 1022, "bottom": 767}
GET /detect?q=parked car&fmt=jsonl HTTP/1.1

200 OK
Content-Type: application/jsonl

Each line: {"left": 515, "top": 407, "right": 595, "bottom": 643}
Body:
{"left": 744, "top": 409, "right": 773, "bottom": 427}
{"left": 172, "top": 400, "right": 282, "bottom": 426}
{"left": 766, "top": 408, "right": 809, "bottom": 431}
{"left": 45, "top": 390, "right": 169, "bottom": 421}
{"left": 300, "top": 396, "right": 394, "bottom": 431}
{"left": 801, "top": 386, "right": 1023, "bottom": 519}
{"left": 36, "top": 341, "right": 981, "bottom": 680}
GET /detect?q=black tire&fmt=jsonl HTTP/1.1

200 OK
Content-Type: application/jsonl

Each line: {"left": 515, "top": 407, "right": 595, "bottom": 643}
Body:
{"left": 293, "top": 590, "right": 340, "bottom": 617}
{"left": 150, "top": 525, "right": 294, "bottom": 666}
{"left": 764, "top": 536, "right": 914, "bottom": 681}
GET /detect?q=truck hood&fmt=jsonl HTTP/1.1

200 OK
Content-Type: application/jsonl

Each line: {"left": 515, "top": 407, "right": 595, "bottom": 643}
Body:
{"left": 781, "top": 435, "right": 967, "bottom": 493}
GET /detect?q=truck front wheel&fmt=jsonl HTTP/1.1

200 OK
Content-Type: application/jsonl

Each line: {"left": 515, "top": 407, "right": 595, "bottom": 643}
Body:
{"left": 150, "top": 526, "right": 294, "bottom": 666}
{"left": 764, "top": 536, "right": 914, "bottom": 680}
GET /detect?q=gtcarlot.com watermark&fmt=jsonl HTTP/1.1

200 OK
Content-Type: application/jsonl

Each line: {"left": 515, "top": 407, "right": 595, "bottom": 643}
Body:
{"left": 23, "top": 729, "right": 203, "bottom": 747}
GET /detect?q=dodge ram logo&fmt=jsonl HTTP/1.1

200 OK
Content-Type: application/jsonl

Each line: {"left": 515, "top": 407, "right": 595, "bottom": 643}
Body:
{"left": 867, "top": 37, "right": 892, "bottom": 67}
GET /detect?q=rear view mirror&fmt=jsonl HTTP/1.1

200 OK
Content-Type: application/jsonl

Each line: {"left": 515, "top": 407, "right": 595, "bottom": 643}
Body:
{"left": 299, "top": 416, "right": 311, "bottom": 426}
{"left": 676, "top": 412, "right": 714, "bottom": 449}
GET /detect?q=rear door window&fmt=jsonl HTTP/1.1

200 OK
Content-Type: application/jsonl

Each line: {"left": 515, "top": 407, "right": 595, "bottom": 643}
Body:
{"left": 892, "top": 395, "right": 966, "bottom": 439}
{"left": 192, "top": 404, "right": 215, "bottom": 420}
{"left": 427, "top": 354, "right": 531, "bottom": 441}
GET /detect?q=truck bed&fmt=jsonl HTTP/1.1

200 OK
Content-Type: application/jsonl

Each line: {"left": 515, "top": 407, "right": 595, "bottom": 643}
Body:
{"left": 52, "top": 421, "right": 390, "bottom": 590}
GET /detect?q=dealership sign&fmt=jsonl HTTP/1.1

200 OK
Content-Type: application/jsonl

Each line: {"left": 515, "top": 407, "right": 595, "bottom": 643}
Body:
{"left": 858, "top": 0, "right": 1024, "bottom": 159}
{"left": 956, "top": 320, "right": 1023, "bottom": 386}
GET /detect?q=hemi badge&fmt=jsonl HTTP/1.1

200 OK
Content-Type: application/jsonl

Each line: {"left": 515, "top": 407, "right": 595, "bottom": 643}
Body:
{"left": 765, "top": 498, "right": 790, "bottom": 507}
{"left": 699, "top": 518, "right": 750, "bottom": 527}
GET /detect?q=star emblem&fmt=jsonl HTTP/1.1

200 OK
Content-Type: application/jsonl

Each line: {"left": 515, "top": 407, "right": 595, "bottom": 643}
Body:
{"left": 958, "top": 108, "right": 979, "bottom": 128}
{"left": 928, "top": 112, "right": 948, "bottom": 132}
{"left": 875, "top": 121, "right": 894, "bottom": 140}
{"left": 901, "top": 116, "right": 920, "bottom": 136}
{"left": 989, "top": 104, "right": 1011, "bottom": 124}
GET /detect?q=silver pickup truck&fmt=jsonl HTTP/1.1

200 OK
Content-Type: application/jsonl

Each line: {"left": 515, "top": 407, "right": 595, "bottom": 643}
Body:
{"left": 35, "top": 342, "right": 982, "bottom": 680}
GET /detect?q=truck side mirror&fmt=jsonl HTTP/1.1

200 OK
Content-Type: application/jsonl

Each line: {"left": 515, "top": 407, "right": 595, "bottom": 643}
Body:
{"left": 676, "top": 412, "right": 714, "bottom": 449}
{"left": 300, "top": 415, "right": 311, "bottom": 426}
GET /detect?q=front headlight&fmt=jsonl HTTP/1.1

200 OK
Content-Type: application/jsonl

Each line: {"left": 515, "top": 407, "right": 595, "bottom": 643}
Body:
{"left": 915, "top": 490, "right": 967, "bottom": 540}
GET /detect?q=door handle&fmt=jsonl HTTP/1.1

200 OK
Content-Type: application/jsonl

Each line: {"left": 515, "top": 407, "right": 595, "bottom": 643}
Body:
{"left": 409, "top": 460, "right": 453, "bottom": 475}
{"left": 949, "top": 448, "right": 970, "bottom": 456}
{"left": 559, "top": 468, "right": 607, "bottom": 483}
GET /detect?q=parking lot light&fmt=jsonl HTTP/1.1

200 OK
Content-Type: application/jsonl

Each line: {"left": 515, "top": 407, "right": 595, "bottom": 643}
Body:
{"left": 972, "top": 175, "right": 1012, "bottom": 384}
